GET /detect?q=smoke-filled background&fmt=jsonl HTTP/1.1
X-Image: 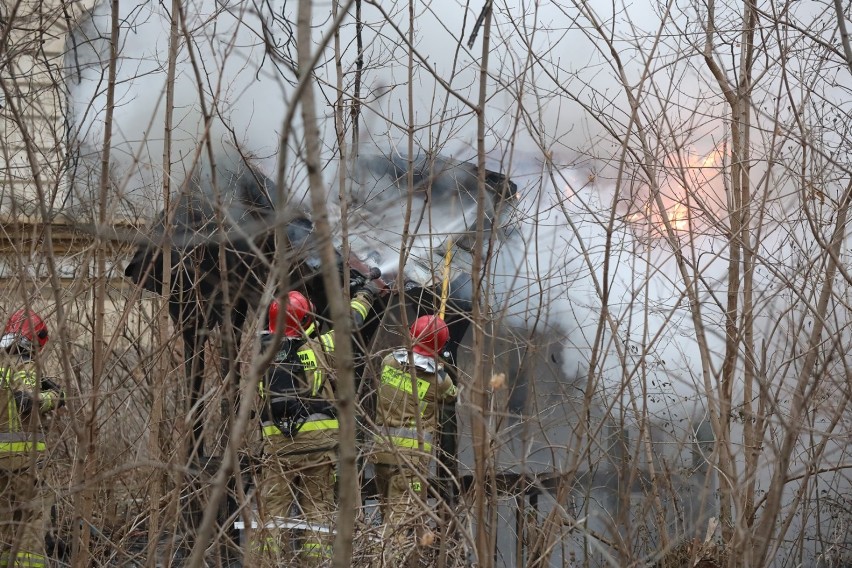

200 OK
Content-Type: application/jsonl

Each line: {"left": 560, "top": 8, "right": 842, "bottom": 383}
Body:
{"left": 62, "top": 0, "right": 852, "bottom": 564}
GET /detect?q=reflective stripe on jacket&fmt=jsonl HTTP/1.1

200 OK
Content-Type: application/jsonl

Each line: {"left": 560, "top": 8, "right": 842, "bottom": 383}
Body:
{"left": 258, "top": 290, "right": 367, "bottom": 403}
{"left": 261, "top": 418, "right": 339, "bottom": 438}
{"left": 0, "top": 551, "right": 48, "bottom": 567}
{"left": 296, "top": 332, "right": 335, "bottom": 397}
{"left": 258, "top": 291, "right": 374, "bottom": 438}
{"left": 373, "top": 349, "right": 455, "bottom": 457}
{"left": 0, "top": 362, "right": 51, "bottom": 459}
{"left": 258, "top": 324, "right": 340, "bottom": 444}
{"left": 0, "top": 431, "right": 46, "bottom": 453}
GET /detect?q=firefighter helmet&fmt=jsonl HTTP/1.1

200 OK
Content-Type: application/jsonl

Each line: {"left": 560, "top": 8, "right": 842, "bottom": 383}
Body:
{"left": 269, "top": 291, "right": 315, "bottom": 338}
{"left": 1, "top": 308, "right": 49, "bottom": 354}
{"left": 409, "top": 315, "right": 449, "bottom": 356}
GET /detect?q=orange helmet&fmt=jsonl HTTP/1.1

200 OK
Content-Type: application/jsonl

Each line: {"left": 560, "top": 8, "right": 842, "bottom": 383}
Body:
{"left": 1, "top": 308, "right": 49, "bottom": 353}
{"left": 409, "top": 315, "right": 449, "bottom": 356}
{"left": 269, "top": 291, "right": 315, "bottom": 338}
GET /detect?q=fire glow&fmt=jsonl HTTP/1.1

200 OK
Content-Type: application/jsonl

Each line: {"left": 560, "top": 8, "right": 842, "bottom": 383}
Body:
{"left": 624, "top": 145, "right": 726, "bottom": 238}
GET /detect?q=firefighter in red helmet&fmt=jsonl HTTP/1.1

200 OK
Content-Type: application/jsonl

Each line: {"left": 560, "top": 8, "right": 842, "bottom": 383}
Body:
{"left": 253, "top": 283, "right": 381, "bottom": 566}
{"left": 369, "top": 314, "right": 458, "bottom": 559}
{"left": 0, "top": 308, "right": 65, "bottom": 567}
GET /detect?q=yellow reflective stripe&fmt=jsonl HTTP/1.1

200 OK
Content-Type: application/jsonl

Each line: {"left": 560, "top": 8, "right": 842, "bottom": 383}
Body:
{"left": 39, "top": 392, "right": 56, "bottom": 413}
{"left": 351, "top": 298, "right": 369, "bottom": 319}
{"left": 297, "top": 348, "right": 322, "bottom": 395}
{"left": 262, "top": 419, "right": 338, "bottom": 437}
{"left": 1, "top": 367, "right": 22, "bottom": 433}
{"left": 375, "top": 427, "right": 433, "bottom": 448}
{"left": 302, "top": 541, "right": 332, "bottom": 558}
{"left": 381, "top": 366, "right": 429, "bottom": 399}
{"left": 299, "top": 419, "right": 338, "bottom": 432}
{"left": 319, "top": 333, "right": 334, "bottom": 353}
{"left": 351, "top": 298, "right": 369, "bottom": 320}
{"left": 380, "top": 426, "right": 432, "bottom": 444}
{"left": 7, "top": 394, "right": 16, "bottom": 434}
{"left": 4, "top": 368, "right": 17, "bottom": 437}
{"left": 260, "top": 536, "right": 280, "bottom": 554}
{"left": 264, "top": 537, "right": 279, "bottom": 552}
{"left": 381, "top": 366, "right": 430, "bottom": 416}
{"left": 0, "top": 551, "right": 47, "bottom": 567}
{"left": 388, "top": 436, "right": 432, "bottom": 452}
{"left": 13, "top": 370, "right": 38, "bottom": 389}
{"left": 262, "top": 424, "right": 281, "bottom": 437}
{"left": 0, "top": 441, "right": 46, "bottom": 452}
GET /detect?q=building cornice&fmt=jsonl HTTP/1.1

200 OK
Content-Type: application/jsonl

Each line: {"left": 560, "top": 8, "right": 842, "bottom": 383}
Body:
{"left": 0, "top": 217, "right": 144, "bottom": 255}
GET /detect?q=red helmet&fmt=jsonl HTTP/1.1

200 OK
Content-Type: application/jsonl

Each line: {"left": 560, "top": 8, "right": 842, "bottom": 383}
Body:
{"left": 409, "top": 315, "right": 449, "bottom": 356}
{"left": 2, "top": 308, "right": 49, "bottom": 352}
{"left": 269, "top": 291, "right": 315, "bottom": 338}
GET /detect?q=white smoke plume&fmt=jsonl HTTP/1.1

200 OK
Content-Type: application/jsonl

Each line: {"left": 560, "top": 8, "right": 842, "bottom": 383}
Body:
{"left": 65, "top": 0, "right": 852, "bottom": 436}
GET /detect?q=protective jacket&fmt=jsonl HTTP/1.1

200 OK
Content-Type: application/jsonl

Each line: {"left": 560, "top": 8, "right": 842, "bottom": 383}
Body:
{"left": 259, "top": 289, "right": 374, "bottom": 444}
{"left": 372, "top": 349, "right": 457, "bottom": 465}
{"left": 0, "top": 357, "right": 63, "bottom": 470}
{"left": 252, "top": 289, "right": 375, "bottom": 566}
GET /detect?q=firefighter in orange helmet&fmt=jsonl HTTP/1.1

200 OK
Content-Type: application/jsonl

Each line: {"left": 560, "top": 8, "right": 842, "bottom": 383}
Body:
{"left": 0, "top": 308, "right": 65, "bottom": 567}
{"left": 253, "top": 284, "right": 379, "bottom": 566}
{"left": 369, "top": 314, "right": 458, "bottom": 556}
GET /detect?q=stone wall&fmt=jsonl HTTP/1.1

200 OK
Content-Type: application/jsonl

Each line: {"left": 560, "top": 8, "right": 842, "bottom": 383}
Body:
{"left": 1, "top": 0, "right": 93, "bottom": 219}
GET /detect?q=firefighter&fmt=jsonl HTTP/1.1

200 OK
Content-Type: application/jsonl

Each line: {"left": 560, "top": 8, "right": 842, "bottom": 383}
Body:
{"left": 253, "top": 284, "right": 379, "bottom": 566}
{"left": 369, "top": 314, "right": 458, "bottom": 554}
{"left": 0, "top": 308, "right": 65, "bottom": 567}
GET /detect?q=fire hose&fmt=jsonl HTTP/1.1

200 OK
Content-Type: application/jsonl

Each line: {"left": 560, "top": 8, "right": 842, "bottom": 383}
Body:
{"left": 437, "top": 239, "right": 460, "bottom": 504}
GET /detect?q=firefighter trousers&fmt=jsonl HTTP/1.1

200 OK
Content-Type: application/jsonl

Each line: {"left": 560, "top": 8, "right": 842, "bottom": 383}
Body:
{"left": 372, "top": 460, "right": 431, "bottom": 559}
{"left": 0, "top": 466, "right": 48, "bottom": 567}
{"left": 251, "top": 429, "right": 337, "bottom": 567}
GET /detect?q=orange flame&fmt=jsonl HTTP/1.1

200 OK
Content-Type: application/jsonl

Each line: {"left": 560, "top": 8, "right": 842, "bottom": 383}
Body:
{"left": 624, "top": 145, "right": 725, "bottom": 238}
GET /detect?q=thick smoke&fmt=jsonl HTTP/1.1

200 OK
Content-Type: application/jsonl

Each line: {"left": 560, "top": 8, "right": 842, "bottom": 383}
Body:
{"left": 67, "top": 0, "right": 304, "bottom": 218}
{"left": 64, "top": 0, "right": 752, "bottom": 424}
{"left": 66, "top": 0, "right": 852, "bottom": 433}
{"left": 486, "top": 161, "right": 727, "bottom": 422}
{"left": 65, "top": 0, "right": 633, "bottom": 214}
